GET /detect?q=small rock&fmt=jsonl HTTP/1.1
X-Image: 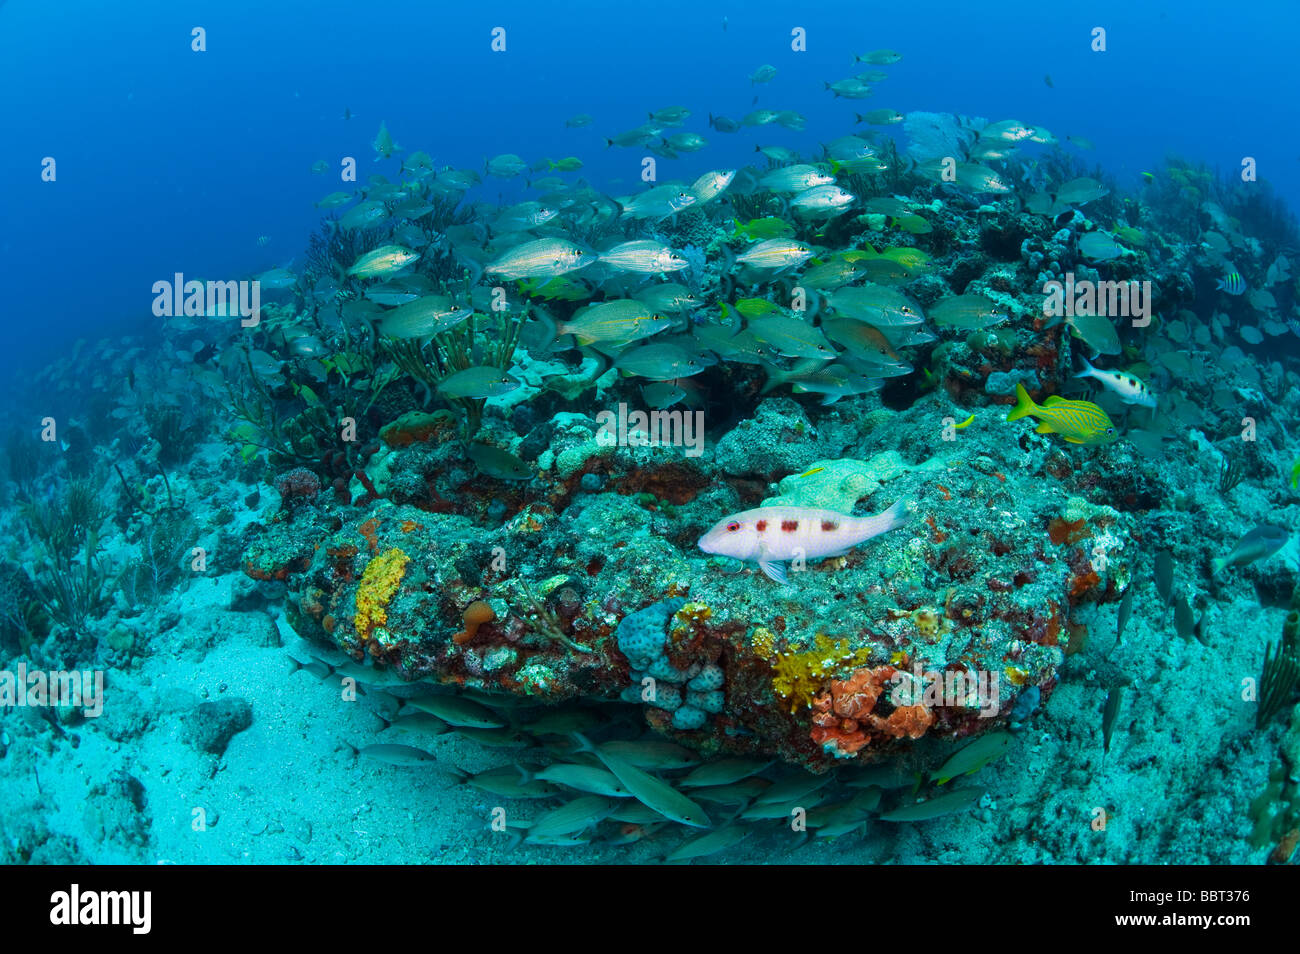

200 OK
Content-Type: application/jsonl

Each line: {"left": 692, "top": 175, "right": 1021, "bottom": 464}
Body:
{"left": 181, "top": 698, "right": 253, "bottom": 756}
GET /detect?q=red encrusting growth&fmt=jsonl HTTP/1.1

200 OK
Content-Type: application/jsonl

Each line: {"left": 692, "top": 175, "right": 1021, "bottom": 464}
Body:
{"left": 1069, "top": 566, "right": 1102, "bottom": 600}
{"left": 808, "top": 664, "right": 936, "bottom": 757}
{"left": 925, "top": 513, "right": 948, "bottom": 544}
{"left": 781, "top": 520, "right": 799, "bottom": 532}
{"left": 1048, "top": 517, "right": 1091, "bottom": 545}
{"left": 359, "top": 518, "right": 380, "bottom": 554}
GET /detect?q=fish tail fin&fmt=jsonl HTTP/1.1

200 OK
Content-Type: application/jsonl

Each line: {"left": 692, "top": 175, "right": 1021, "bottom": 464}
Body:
{"left": 569, "top": 732, "right": 596, "bottom": 754}
{"left": 759, "top": 360, "right": 788, "bottom": 394}
{"left": 1210, "top": 556, "right": 1228, "bottom": 576}
{"left": 447, "top": 765, "right": 471, "bottom": 784}
{"left": 849, "top": 498, "right": 914, "bottom": 548}
{"left": 535, "top": 310, "right": 561, "bottom": 351}
{"left": 880, "top": 497, "right": 915, "bottom": 531}
{"left": 463, "top": 256, "right": 483, "bottom": 289}
{"left": 718, "top": 246, "right": 736, "bottom": 304}
{"left": 1073, "top": 354, "right": 1096, "bottom": 378}
{"left": 1006, "top": 382, "right": 1037, "bottom": 421}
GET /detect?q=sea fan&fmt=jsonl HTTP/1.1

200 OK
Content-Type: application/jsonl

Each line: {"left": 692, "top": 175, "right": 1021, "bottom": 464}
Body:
{"left": 903, "top": 110, "right": 976, "bottom": 162}
{"left": 681, "top": 243, "right": 707, "bottom": 293}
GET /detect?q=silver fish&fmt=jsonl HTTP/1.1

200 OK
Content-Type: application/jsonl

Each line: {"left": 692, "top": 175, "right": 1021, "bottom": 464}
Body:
{"left": 486, "top": 238, "right": 592, "bottom": 280}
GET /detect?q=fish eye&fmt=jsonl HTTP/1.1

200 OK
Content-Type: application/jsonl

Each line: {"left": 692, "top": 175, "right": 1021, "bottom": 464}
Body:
{"left": 726, "top": 521, "right": 741, "bottom": 532}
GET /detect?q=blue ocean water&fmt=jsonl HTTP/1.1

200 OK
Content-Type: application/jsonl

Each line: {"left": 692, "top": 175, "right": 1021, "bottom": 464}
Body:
{"left": 3, "top": 0, "right": 1297, "bottom": 375}
{"left": 2, "top": 0, "right": 1299, "bottom": 868}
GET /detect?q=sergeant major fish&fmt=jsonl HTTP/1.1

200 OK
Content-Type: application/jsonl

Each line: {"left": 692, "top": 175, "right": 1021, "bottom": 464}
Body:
{"left": 1216, "top": 270, "right": 1247, "bottom": 295}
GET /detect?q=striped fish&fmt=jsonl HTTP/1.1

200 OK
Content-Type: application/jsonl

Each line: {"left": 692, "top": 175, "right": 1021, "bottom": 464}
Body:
{"left": 486, "top": 238, "right": 591, "bottom": 280}
{"left": 736, "top": 239, "right": 814, "bottom": 269}
{"left": 1216, "top": 270, "right": 1246, "bottom": 295}
{"left": 1006, "top": 383, "right": 1117, "bottom": 445}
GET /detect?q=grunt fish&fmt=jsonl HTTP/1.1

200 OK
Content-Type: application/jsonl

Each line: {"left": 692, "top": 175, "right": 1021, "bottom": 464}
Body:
{"left": 346, "top": 245, "right": 420, "bottom": 278}
{"left": 573, "top": 735, "right": 711, "bottom": 828}
{"left": 1006, "top": 383, "right": 1117, "bottom": 445}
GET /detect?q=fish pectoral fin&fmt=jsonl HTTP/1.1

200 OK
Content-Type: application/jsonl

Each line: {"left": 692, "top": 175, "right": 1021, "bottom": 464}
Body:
{"left": 1034, "top": 422, "right": 1056, "bottom": 433}
{"left": 757, "top": 555, "right": 789, "bottom": 585}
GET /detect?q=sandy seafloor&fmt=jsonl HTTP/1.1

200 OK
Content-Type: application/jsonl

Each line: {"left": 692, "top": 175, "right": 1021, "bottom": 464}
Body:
{"left": 0, "top": 439, "right": 1286, "bottom": 865}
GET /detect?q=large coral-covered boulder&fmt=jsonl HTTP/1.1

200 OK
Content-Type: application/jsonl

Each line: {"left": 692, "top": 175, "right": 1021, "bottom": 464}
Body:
{"left": 256, "top": 444, "right": 1133, "bottom": 771}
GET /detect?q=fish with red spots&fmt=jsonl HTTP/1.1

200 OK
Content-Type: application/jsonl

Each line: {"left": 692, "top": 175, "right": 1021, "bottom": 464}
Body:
{"left": 697, "top": 499, "right": 913, "bottom": 584}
